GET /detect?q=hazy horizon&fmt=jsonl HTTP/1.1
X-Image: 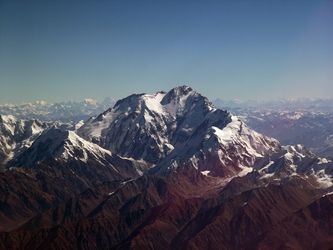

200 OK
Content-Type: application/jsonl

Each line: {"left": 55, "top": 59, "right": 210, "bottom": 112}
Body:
{"left": 1, "top": 0, "right": 332, "bottom": 103}
{"left": 1, "top": 89, "right": 333, "bottom": 106}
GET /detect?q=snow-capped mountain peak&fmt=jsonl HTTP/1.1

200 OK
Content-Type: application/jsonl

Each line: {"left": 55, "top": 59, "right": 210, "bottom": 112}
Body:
{"left": 78, "top": 86, "right": 217, "bottom": 162}
{"left": 78, "top": 86, "right": 279, "bottom": 177}
{"left": 0, "top": 115, "right": 50, "bottom": 165}
{"left": 10, "top": 127, "right": 114, "bottom": 168}
{"left": 83, "top": 98, "right": 98, "bottom": 106}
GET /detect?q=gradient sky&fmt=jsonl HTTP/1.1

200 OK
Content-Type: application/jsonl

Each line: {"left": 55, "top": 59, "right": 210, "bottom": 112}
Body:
{"left": 0, "top": 0, "right": 332, "bottom": 103}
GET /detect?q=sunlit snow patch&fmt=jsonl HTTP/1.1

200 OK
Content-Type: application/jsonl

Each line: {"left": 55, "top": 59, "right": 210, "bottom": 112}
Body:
{"left": 201, "top": 170, "right": 210, "bottom": 176}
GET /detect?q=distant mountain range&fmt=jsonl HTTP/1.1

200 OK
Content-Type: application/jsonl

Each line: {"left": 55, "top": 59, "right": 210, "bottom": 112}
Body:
{"left": 213, "top": 98, "right": 333, "bottom": 158}
{"left": 0, "top": 86, "right": 333, "bottom": 249}
{"left": 213, "top": 98, "right": 333, "bottom": 112}
{"left": 0, "top": 97, "right": 115, "bottom": 122}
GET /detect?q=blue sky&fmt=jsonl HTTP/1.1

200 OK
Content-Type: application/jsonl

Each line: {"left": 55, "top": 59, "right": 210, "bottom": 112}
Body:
{"left": 0, "top": 0, "right": 332, "bottom": 103}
